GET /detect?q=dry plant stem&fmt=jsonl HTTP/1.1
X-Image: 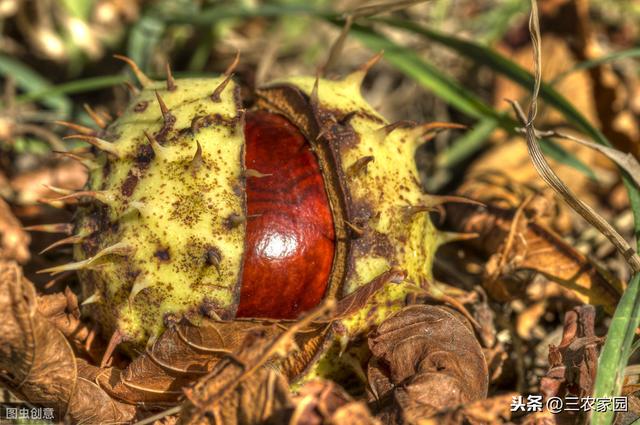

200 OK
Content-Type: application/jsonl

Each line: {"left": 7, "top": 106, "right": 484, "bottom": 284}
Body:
{"left": 514, "top": 125, "right": 640, "bottom": 190}
{"left": 511, "top": 5, "right": 640, "bottom": 273}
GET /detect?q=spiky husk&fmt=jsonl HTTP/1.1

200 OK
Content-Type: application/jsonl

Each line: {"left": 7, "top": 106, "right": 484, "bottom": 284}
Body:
{"left": 64, "top": 60, "right": 441, "bottom": 360}
{"left": 72, "top": 78, "right": 246, "bottom": 344}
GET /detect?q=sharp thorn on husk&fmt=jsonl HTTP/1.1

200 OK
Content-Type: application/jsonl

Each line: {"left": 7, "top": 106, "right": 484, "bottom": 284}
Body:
{"left": 120, "top": 201, "right": 147, "bottom": 219}
{"left": 53, "top": 120, "right": 96, "bottom": 136}
{"left": 210, "top": 51, "right": 240, "bottom": 102}
{"left": 403, "top": 205, "right": 437, "bottom": 220}
{"left": 315, "top": 126, "right": 329, "bottom": 141}
{"left": 321, "top": 15, "right": 353, "bottom": 77}
{"left": 113, "top": 54, "right": 152, "bottom": 87}
{"left": 83, "top": 104, "right": 108, "bottom": 129}
{"left": 123, "top": 81, "right": 140, "bottom": 97}
{"left": 52, "top": 150, "right": 99, "bottom": 169}
{"left": 39, "top": 235, "right": 84, "bottom": 255}
{"left": 49, "top": 190, "right": 115, "bottom": 205}
{"left": 210, "top": 74, "right": 233, "bottom": 102}
{"left": 23, "top": 223, "right": 74, "bottom": 235}
{"left": 129, "top": 277, "right": 153, "bottom": 304}
{"left": 101, "top": 329, "right": 125, "bottom": 368}
{"left": 81, "top": 292, "right": 102, "bottom": 306}
{"left": 37, "top": 241, "right": 132, "bottom": 275}
{"left": 344, "top": 50, "right": 384, "bottom": 87}
{"left": 344, "top": 220, "right": 366, "bottom": 237}
{"left": 347, "top": 155, "right": 375, "bottom": 178}
{"left": 225, "top": 213, "right": 245, "bottom": 229}
{"left": 165, "top": 63, "right": 177, "bottom": 91}
{"left": 43, "top": 184, "right": 75, "bottom": 196}
{"left": 423, "top": 194, "right": 485, "bottom": 209}
{"left": 224, "top": 50, "right": 241, "bottom": 77}
{"left": 154, "top": 91, "right": 174, "bottom": 126}
{"left": 413, "top": 122, "right": 467, "bottom": 139}
{"left": 377, "top": 120, "right": 417, "bottom": 136}
{"left": 437, "top": 231, "right": 480, "bottom": 246}
{"left": 338, "top": 111, "right": 357, "bottom": 126}
{"left": 190, "top": 140, "right": 203, "bottom": 175}
{"left": 143, "top": 130, "right": 166, "bottom": 158}
{"left": 44, "top": 271, "right": 73, "bottom": 289}
{"left": 204, "top": 248, "right": 222, "bottom": 273}
{"left": 63, "top": 134, "right": 121, "bottom": 158}
{"left": 310, "top": 73, "right": 320, "bottom": 110}
{"left": 245, "top": 168, "right": 272, "bottom": 178}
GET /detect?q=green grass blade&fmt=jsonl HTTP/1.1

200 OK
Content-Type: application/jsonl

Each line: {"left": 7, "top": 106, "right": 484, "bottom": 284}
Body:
{"left": 347, "top": 24, "right": 507, "bottom": 123}
{"left": 164, "top": 4, "right": 327, "bottom": 25}
{"left": 552, "top": 48, "right": 640, "bottom": 84}
{"left": 539, "top": 138, "right": 597, "bottom": 181}
{"left": 593, "top": 179, "right": 640, "bottom": 424}
{"left": 436, "top": 118, "right": 498, "bottom": 168}
{"left": 127, "top": 14, "right": 166, "bottom": 73}
{"left": 593, "top": 272, "right": 640, "bottom": 425}
{"left": 0, "top": 54, "right": 71, "bottom": 115}
{"left": 15, "top": 75, "right": 127, "bottom": 106}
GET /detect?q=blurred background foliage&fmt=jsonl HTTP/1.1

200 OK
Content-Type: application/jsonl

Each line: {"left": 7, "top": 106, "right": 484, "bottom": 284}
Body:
{"left": 1, "top": 0, "right": 639, "bottom": 191}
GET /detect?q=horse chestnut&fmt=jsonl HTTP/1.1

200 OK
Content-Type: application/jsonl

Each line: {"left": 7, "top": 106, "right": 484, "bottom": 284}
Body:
{"left": 43, "top": 57, "right": 441, "bottom": 353}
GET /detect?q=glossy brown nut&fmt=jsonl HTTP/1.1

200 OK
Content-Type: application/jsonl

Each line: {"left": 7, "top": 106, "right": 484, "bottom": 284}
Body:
{"left": 236, "top": 111, "right": 335, "bottom": 319}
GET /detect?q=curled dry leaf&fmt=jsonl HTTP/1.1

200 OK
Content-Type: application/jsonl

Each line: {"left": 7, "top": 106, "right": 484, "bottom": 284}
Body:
{"left": 37, "top": 287, "right": 104, "bottom": 363}
{"left": 0, "top": 197, "right": 30, "bottom": 263}
{"left": 367, "top": 305, "right": 488, "bottom": 424}
{"left": 446, "top": 203, "right": 624, "bottom": 314}
{"left": 290, "top": 380, "right": 380, "bottom": 425}
{"left": 0, "top": 260, "right": 136, "bottom": 423}
{"left": 540, "top": 305, "right": 603, "bottom": 400}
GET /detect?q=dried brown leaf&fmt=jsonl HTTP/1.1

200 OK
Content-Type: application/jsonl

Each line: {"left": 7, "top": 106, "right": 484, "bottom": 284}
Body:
{"left": 446, "top": 204, "right": 624, "bottom": 314}
{"left": 176, "top": 302, "right": 335, "bottom": 425}
{"left": 290, "top": 380, "right": 380, "bottom": 425}
{"left": 334, "top": 268, "right": 406, "bottom": 319}
{"left": 37, "top": 287, "right": 104, "bottom": 363}
{"left": 97, "top": 317, "right": 329, "bottom": 407}
{"left": 178, "top": 329, "right": 294, "bottom": 424}
{"left": 368, "top": 305, "right": 488, "bottom": 423}
{"left": 0, "top": 260, "right": 136, "bottom": 423}
{"left": 98, "top": 272, "right": 403, "bottom": 409}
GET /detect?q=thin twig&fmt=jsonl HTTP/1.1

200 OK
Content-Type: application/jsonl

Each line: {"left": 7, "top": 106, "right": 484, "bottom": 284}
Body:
{"left": 514, "top": 126, "right": 640, "bottom": 188}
